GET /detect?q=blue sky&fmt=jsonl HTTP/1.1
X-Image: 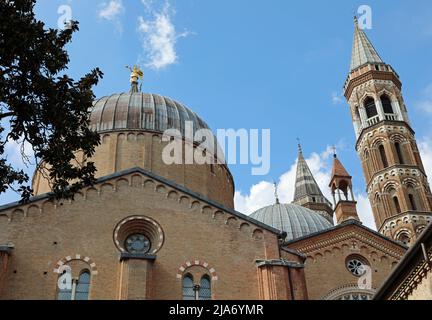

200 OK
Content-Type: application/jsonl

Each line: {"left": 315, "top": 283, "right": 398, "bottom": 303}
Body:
{"left": 2, "top": 0, "right": 432, "bottom": 229}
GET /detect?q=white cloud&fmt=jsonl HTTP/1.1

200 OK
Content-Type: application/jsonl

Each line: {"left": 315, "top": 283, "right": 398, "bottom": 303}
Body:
{"left": 235, "top": 147, "right": 334, "bottom": 215}
{"left": 98, "top": 0, "right": 124, "bottom": 20}
{"left": 415, "top": 83, "right": 432, "bottom": 186}
{"left": 419, "top": 137, "right": 432, "bottom": 186}
{"left": 234, "top": 181, "right": 276, "bottom": 215}
{"left": 98, "top": 0, "right": 125, "bottom": 33}
{"left": 356, "top": 193, "right": 376, "bottom": 230}
{"left": 137, "top": 1, "right": 189, "bottom": 70}
{"left": 332, "top": 91, "right": 344, "bottom": 105}
{"left": 234, "top": 146, "right": 377, "bottom": 230}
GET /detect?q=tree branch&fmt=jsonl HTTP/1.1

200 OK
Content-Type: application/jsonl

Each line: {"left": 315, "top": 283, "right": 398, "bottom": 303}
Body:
{"left": 0, "top": 112, "right": 15, "bottom": 120}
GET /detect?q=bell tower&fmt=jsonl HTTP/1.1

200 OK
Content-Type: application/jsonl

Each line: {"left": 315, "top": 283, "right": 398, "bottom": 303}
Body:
{"left": 344, "top": 17, "right": 432, "bottom": 246}
{"left": 329, "top": 153, "right": 359, "bottom": 225}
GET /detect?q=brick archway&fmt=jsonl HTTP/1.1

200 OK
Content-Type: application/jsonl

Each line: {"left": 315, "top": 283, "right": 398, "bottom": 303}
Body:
{"left": 53, "top": 254, "right": 98, "bottom": 276}
{"left": 176, "top": 260, "right": 218, "bottom": 281}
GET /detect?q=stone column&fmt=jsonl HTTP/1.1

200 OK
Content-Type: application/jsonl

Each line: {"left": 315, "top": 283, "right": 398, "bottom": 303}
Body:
{"left": 376, "top": 97, "right": 386, "bottom": 121}
{"left": 391, "top": 96, "right": 403, "bottom": 121}
{"left": 359, "top": 107, "right": 368, "bottom": 127}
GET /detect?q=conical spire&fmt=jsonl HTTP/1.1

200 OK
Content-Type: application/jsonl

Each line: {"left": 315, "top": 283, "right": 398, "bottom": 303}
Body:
{"left": 331, "top": 153, "right": 351, "bottom": 180}
{"left": 350, "top": 16, "right": 383, "bottom": 71}
{"left": 293, "top": 146, "right": 329, "bottom": 205}
{"left": 292, "top": 144, "right": 334, "bottom": 224}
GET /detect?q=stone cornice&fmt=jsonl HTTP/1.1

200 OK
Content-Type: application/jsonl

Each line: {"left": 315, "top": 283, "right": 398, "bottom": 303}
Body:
{"left": 366, "top": 166, "right": 426, "bottom": 193}
{"left": 286, "top": 224, "right": 406, "bottom": 260}
{"left": 0, "top": 246, "right": 13, "bottom": 255}
{"left": 255, "top": 259, "right": 304, "bottom": 269}
{"left": 390, "top": 254, "right": 431, "bottom": 300}
{"left": 379, "top": 212, "right": 432, "bottom": 234}
{"left": 355, "top": 121, "right": 415, "bottom": 152}
{"left": 344, "top": 69, "right": 402, "bottom": 100}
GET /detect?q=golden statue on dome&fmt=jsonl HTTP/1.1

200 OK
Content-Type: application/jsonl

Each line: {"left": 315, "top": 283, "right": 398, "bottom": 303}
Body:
{"left": 126, "top": 65, "right": 144, "bottom": 92}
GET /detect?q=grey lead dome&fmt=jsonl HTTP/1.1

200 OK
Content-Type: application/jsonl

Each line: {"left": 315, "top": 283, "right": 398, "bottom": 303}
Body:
{"left": 90, "top": 92, "right": 212, "bottom": 137}
{"left": 250, "top": 203, "right": 333, "bottom": 241}
{"left": 89, "top": 92, "right": 223, "bottom": 158}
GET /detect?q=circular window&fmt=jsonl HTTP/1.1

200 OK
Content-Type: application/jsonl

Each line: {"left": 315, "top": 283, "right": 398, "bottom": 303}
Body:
{"left": 125, "top": 234, "right": 151, "bottom": 254}
{"left": 346, "top": 259, "right": 366, "bottom": 277}
{"left": 113, "top": 216, "right": 164, "bottom": 254}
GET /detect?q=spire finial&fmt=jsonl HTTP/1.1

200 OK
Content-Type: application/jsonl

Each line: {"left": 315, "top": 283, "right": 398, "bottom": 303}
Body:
{"left": 332, "top": 145, "right": 337, "bottom": 158}
{"left": 126, "top": 65, "right": 144, "bottom": 93}
{"left": 350, "top": 13, "right": 383, "bottom": 71}
{"left": 297, "top": 137, "right": 302, "bottom": 154}
{"left": 274, "top": 181, "right": 280, "bottom": 205}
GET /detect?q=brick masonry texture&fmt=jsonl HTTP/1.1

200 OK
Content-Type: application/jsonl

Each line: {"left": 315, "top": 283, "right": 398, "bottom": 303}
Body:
{"left": 0, "top": 171, "right": 305, "bottom": 300}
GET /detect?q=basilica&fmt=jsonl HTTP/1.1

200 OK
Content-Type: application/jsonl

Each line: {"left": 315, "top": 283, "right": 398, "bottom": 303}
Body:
{"left": 0, "top": 18, "right": 431, "bottom": 300}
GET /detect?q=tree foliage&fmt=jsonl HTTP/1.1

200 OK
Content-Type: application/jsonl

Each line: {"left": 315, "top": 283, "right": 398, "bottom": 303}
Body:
{"left": 0, "top": 0, "right": 103, "bottom": 201}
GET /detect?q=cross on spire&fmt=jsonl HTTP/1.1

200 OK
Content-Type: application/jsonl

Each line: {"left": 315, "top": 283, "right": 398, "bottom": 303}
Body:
{"left": 353, "top": 14, "right": 358, "bottom": 29}
{"left": 297, "top": 137, "right": 302, "bottom": 154}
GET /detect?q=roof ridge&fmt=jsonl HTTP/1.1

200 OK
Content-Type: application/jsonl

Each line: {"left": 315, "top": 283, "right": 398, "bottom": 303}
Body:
{"left": 284, "top": 219, "right": 407, "bottom": 250}
{"left": 0, "top": 167, "right": 282, "bottom": 237}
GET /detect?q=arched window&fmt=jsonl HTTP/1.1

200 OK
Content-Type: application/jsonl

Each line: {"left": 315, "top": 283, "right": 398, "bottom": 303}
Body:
{"left": 381, "top": 95, "right": 394, "bottom": 114}
{"left": 198, "top": 275, "right": 212, "bottom": 300}
{"left": 397, "top": 232, "right": 411, "bottom": 246}
{"left": 395, "top": 142, "right": 404, "bottom": 164}
{"left": 408, "top": 194, "right": 417, "bottom": 211}
{"left": 364, "top": 97, "right": 378, "bottom": 119}
{"left": 182, "top": 273, "right": 212, "bottom": 300}
{"left": 416, "top": 225, "right": 426, "bottom": 235}
{"left": 393, "top": 196, "right": 401, "bottom": 214}
{"left": 75, "top": 271, "right": 91, "bottom": 300}
{"left": 379, "top": 145, "right": 388, "bottom": 168}
{"left": 57, "top": 269, "right": 72, "bottom": 300}
{"left": 323, "top": 284, "right": 375, "bottom": 300}
{"left": 182, "top": 274, "right": 195, "bottom": 300}
{"left": 57, "top": 269, "right": 91, "bottom": 300}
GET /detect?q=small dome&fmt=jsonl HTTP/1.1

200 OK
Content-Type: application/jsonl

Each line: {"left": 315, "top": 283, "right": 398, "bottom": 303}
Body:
{"left": 250, "top": 203, "right": 333, "bottom": 241}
